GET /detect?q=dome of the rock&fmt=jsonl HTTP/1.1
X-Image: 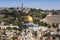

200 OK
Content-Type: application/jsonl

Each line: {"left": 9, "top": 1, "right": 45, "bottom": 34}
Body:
{"left": 24, "top": 15, "right": 33, "bottom": 22}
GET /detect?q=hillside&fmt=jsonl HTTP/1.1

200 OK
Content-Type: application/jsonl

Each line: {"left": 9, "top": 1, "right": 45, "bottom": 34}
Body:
{"left": 0, "top": 8, "right": 47, "bottom": 26}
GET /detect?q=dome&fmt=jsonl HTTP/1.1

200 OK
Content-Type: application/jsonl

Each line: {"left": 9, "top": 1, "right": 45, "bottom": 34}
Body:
{"left": 24, "top": 15, "right": 33, "bottom": 22}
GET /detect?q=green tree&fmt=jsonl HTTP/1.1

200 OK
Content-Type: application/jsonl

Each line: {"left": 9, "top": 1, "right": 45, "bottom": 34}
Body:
{"left": 55, "top": 23, "right": 58, "bottom": 28}
{"left": 52, "top": 23, "right": 55, "bottom": 28}
{"left": 38, "top": 21, "right": 43, "bottom": 26}
{"left": 17, "top": 28, "right": 22, "bottom": 31}
{"left": 12, "top": 27, "right": 18, "bottom": 30}
{"left": 12, "top": 36, "right": 16, "bottom": 40}
{"left": 43, "top": 22, "right": 48, "bottom": 26}
{"left": 6, "top": 27, "right": 11, "bottom": 30}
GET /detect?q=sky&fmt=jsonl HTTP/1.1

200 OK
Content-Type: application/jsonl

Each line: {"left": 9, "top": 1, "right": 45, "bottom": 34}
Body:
{"left": 0, "top": 0, "right": 60, "bottom": 10}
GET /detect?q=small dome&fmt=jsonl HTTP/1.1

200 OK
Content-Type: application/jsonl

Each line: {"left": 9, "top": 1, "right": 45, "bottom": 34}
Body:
{"left": 24, "top": 15, "right": 33, "bottom": 22}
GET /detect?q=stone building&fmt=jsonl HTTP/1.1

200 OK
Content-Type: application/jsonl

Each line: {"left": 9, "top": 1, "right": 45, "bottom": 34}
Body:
{"left": 43, "top": 12, "right": 60, "bottom": 28}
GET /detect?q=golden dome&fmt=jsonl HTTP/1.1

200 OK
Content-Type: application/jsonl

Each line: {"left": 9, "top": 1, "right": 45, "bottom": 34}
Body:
{"left": 24, "top": 15, "right": 33, "bottom": 22}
